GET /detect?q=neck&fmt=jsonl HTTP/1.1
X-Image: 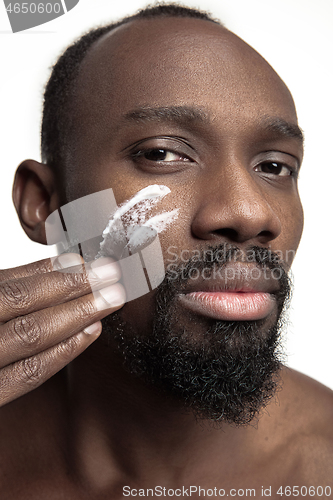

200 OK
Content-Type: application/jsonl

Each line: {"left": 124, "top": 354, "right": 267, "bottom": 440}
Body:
{"left": 64, "top": 338, "right": 252, "bottom": 491}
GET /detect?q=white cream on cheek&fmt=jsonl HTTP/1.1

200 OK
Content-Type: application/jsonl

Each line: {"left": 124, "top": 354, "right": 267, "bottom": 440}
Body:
{"left": 98, "top": 185, "right": 179, "bottom": 258}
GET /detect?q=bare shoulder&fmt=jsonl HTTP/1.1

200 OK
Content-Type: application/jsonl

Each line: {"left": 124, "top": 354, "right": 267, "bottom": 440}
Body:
{"left": 280, "top": 366, "right": 333, "bottom": 425}
{"left": 275, "top": 366, "right": 333, "bottom": 482}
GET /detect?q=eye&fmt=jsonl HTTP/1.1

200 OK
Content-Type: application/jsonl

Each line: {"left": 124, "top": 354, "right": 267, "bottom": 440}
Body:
{"left": 254, "top": 161, "right": 294, "bottom": 177}
{"left": 133, "top": 148, "right": 191, "bottom": 162}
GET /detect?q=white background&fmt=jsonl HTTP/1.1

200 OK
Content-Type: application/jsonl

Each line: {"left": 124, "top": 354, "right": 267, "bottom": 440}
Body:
{"left": 1, "top": 0, "right": 332, "bottom": 389}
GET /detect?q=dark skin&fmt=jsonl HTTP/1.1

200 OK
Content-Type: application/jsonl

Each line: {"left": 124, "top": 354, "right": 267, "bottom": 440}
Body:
{"left": 0, "top": 17, "right": 332, "bottom": 499}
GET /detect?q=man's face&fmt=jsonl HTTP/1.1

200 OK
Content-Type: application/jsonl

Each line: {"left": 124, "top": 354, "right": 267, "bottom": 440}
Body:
{"left": 63, "top": 17, "right": 304, "bottom": 423}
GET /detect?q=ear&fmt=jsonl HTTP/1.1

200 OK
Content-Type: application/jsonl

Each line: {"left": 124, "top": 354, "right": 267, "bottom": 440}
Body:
{"left": 12, "top": 159, "right": 60, "bottom": 245}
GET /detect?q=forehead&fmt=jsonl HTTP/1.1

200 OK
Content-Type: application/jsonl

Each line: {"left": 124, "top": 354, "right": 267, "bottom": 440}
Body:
{"left": 68, "top": 16, "right": 299, "bottom": 171}
{"left": 76, "top": 16, "right": 296, "bottom": 119}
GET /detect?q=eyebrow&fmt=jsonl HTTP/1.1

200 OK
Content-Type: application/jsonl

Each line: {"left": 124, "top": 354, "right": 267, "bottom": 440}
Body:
{"left": 122, "top": 105, "right": 304, "bottom": 145}
{"left": 261, "top": 116, "right": 304, "bottom": 145}
{"left": 122, "top": 106, "right": 209, "bottom": 126}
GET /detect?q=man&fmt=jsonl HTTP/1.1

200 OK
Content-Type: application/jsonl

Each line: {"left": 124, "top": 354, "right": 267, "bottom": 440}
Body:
{"left": 0, "top": 4, "right": 332, "bottom": 498}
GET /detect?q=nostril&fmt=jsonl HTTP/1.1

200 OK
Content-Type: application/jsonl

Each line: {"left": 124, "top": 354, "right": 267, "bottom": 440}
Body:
{"left": 258, "top": 230, "right": 274, "bottom": 239}
{"left": 255, "top": 230, "right": 277, "bottom": 245}
{"left": 214, "top": 228, "right": 240, "bottom": 241}
{"left": 212, "top": 227, "right": 277, "bottom": 245}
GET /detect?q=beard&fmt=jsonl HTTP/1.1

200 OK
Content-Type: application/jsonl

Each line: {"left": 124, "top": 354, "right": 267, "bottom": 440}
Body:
{"left": 102, "top": 244, "right": 292, "bottom": 425}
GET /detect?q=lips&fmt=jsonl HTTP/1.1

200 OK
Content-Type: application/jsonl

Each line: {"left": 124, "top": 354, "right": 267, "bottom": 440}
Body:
{"left": 178, "top": 263, "right": 280, "bottom": 321}
{"left": 179, "top": 290, "right": 276, "bottom": 321}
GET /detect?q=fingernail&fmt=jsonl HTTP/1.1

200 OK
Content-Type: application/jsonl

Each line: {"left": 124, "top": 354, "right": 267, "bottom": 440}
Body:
{"left": 83, "top": 321, "right": 101, "bottom": 336}
{"left": 53, "top": 253, "right": 84, "bottom": 270}
{"left": 95, "top": 284, "right": 126, "bottom": 310}
{"left": 90, "top": 257, "right": 121, "bottom": 281}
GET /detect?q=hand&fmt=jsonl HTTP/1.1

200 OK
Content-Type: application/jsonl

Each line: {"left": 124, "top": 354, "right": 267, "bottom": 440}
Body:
{"left": 0, "top": 254, "right": 125, "bottom": 407}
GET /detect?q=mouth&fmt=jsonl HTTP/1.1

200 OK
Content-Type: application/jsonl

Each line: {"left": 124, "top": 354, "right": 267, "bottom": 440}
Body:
{"left": 177, "top": 263, "right": 280, "bottom": 322}
{"left": 179, "top": 291, "right": 276, "bottom": 321}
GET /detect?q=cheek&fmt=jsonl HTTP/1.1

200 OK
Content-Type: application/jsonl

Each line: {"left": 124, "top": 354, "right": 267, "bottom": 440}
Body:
{"left": 159, "top": 220, "right": 192, "bottom": 271}
{"left": 290, "top": 197, "right": 304, "bottom": 244}
{"left": 116, "top": 214, "right": 188, "bottom": 335}
{"left": 278, "top": 198, "right": 303, "bottom": 267}
{"left": 117, "top": 290, "right": 158, "bottom": 336}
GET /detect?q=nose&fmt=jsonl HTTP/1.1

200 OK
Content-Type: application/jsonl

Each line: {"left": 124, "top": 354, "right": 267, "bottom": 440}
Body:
{"left": 191, "top": 163, "right": 281, "bottom": 245}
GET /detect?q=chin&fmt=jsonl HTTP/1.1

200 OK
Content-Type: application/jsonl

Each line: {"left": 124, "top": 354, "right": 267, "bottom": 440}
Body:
{"left": 104, "top": 305, "right": 285, "bottom": 426}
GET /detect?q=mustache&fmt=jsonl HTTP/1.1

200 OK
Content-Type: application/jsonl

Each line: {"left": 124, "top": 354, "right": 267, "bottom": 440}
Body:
{"left": 162, "top": 244, "right": 292, "bottom": 307}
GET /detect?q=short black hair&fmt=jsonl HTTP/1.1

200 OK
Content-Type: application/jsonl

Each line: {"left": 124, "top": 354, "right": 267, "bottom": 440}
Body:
{"left": 41, "top": 3, "right": 221, "bottom": 170}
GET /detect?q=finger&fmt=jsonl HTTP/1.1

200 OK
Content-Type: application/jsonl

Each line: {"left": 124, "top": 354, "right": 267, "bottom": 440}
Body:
{"left": 0, "top": 256, "right": 121, "bottom": 323}
{"left": 0, "top": 282, "right": 126, "bottom": 368}
{"left": 0, "top": 253, "right": 84, "bottom": 283}
{"left": 0, "top": 324, "right": 102, "bottom": 408}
